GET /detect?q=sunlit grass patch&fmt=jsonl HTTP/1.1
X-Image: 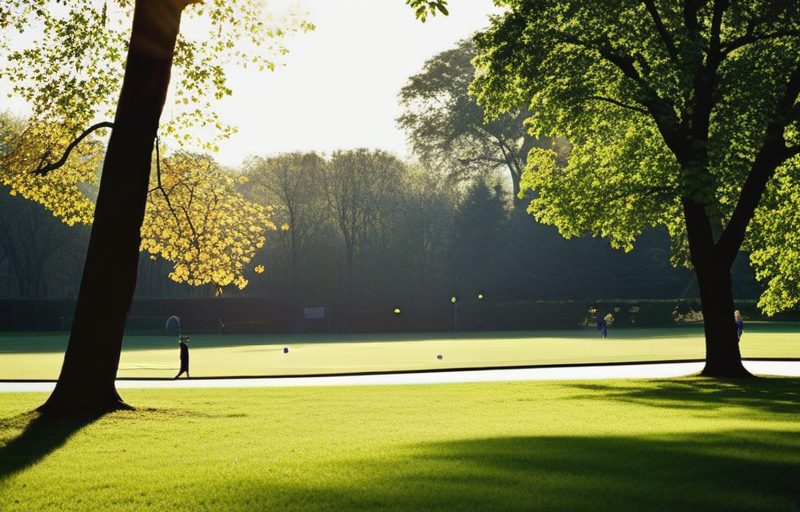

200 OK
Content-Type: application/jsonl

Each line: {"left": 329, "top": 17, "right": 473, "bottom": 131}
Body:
{"left": 1, "top": 377, "right": 799, "bottom": 511}
{"left": 3, "top": 323, "right": 797, "bottom": 380}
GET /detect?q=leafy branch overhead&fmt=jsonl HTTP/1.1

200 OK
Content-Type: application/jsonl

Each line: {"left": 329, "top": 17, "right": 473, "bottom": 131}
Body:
{"left": 0, "top": 0, "right": 312, "bottom": 202}
{"left": 142, "top": 151, "right": 275, "bottom": 292}
{"left": 406, "top": 0, "right": 449, "bottom": 22}
{"left": 0, "top": 0, "right": 313, "bottom": 292}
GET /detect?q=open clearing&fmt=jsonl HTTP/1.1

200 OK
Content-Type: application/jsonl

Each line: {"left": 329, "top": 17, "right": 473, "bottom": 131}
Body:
{"left": 2, "top": 323, "right": 799, "bottom": 380}
{"left": 1, "top": 377, "right": 799, "bottom": 512}
{"left": 1, "top": 325, "right": 799, "bottom": 511}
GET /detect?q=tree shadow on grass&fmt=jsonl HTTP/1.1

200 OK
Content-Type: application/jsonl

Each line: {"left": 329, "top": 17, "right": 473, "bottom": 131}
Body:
{"left": 565, "top": 377, "right": 800, "bottom": 416}
{"left": 0, "top": 411, "right": 103, "bottom": 483}
{"left": 212, "top": 431, "right": 800, "bottom": 512}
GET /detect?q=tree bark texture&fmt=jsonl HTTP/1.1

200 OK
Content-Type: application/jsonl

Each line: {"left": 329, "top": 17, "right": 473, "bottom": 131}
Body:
{"left": 40, "top": 0, "right": 191, "bottom": 416}
{"left": 683, "top": 198, "right": 751, "bottom": 378}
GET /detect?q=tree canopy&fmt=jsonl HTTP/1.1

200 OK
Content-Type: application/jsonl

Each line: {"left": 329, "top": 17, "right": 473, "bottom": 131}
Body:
{"left": 398, "top": 39, "right": 568, "bottom": 200}
{"left": 142, "top": 150, "right": 275, "bottom": 293}
{"left": 473, "top": 0, "right": 800, "bottom": 376}
{"left": 0, "top": 1, "right": 311, "bottom": 290}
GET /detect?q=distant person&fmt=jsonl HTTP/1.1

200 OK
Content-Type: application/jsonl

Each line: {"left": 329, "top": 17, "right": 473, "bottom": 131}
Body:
{"left": 734, "top": 310, "right": 744, "bottom": 342}
{"left": 174, "top": 335, "right": 190, "bottom": 379}
{"left": 166, "top": 315, "right": 180, "bottom": 337}
{"left": 597, "top": 315, "right": 608, "bottom": 339}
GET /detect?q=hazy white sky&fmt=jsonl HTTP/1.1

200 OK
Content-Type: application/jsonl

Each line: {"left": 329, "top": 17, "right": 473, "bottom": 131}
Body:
{"left": 191, "top": 0, "right": 503, "bottom": 167}
{"left": 0, "top": 0, "right": 503, "bottom": 168}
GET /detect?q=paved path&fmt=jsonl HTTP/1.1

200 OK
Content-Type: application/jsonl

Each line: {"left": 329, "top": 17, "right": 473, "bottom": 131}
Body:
{"left": 2, "top": 360, "right": 799, "bottom": 392}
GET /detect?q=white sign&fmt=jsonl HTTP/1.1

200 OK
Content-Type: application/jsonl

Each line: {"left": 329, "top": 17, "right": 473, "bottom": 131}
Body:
{"left": 304, "top": 307, "right": 325, "bottom": 319}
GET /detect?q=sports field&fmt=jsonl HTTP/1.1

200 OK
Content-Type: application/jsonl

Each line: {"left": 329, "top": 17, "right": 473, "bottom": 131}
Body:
{"left": 2, "top": 322, "right": 798, "bottom": 380}
{"left": 2, "top": 324, "right": 799, "bottom": 511}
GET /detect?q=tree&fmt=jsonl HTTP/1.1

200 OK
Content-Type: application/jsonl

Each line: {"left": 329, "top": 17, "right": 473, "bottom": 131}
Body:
{"left": 0, "top": 0, "right": 310, "bottom": 415}
{"left": 0, "top": 116, "right": 102, "bottom": 226}
{"left": 1, "top": 0, "right": 444, "bottom": 414}
{"left": 242, "top": 152, "right": 327, "bottom": 300}
{"left": 748, "top": 159, "right": 800, "bottom": 314}
{"left": 0, "top": 113, "right": 94, "bottom": 299}
{"left": 0, "top": 184, "right": 89, "bottom": 298}
{"left": 322, "top": 149, "right": 406, "bottom": 287}
{"left": 397, "top": 39, "right": 560, "bottom": 201}
{"left": 448, "top": 177, "right": 509, "bottom": 298}
{"left": 389, "top": 165, "right": 455, "bottom": 308}
{"left": 472, "top": 0, "right": 800, "bottom": 377}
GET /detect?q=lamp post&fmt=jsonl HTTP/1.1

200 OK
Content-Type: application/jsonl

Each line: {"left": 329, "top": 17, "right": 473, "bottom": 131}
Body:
{"left": 451, "top": 296, "right": 458, "bottom": 332}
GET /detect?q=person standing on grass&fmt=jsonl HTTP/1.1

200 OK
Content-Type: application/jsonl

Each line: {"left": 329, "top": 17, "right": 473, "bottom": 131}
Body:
{"left": 597, "top": 314, "right": 608, "bottom": 339}
{"left": 175, "top": 334, "right": 190, "bottom": 379}
{"left": 735, "top": 310, "right": 744, "bottom": 342}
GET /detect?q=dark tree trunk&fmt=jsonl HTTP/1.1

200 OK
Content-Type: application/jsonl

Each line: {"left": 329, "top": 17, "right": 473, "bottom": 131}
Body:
{"left": 39, "top": 0, "right": 190, "bottom": 416}
{"left": 694, "top": 259, "right": 751, "bottom": 378}
{"left": 683, "top": 198, "right": 752, "bottom": 379}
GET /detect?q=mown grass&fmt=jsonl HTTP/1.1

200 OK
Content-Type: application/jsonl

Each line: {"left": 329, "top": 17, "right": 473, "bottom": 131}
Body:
{"left": 2, "top": 323, "right": 798, "bottom": 380}
{"left": 1, "top": 377, "right": 799, "bottom": 511}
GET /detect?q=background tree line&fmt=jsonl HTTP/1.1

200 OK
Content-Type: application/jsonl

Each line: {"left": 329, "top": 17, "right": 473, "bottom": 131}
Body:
{"left": 0, "top": 138, "right": 761, "bottom": 310}
{"left": 0, "top": 37, "right": 763, "bottom": 316}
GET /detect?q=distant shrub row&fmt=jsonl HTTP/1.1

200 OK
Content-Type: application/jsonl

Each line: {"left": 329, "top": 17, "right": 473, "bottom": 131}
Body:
{"left": 1, "top": 298, "right": 796, "bottom": 334}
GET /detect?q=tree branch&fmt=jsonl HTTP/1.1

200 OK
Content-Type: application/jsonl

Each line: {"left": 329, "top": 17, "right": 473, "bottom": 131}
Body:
{"left": 588, "top": 95, "right": 649, "bottom": 115}
{"left": 31, "top": 121, "right": 113, "bottom": 175}
{"left": 722, "top": 29, "right": 800, "bottom": 57}
{"left": 560, "top": 33, "right": 680, "bottom": 132}
{"left": 717, "top": 61, "right": 800, "bottom": 259}
{"left": 643, "top": 0, "right": 679, "bottom": 64}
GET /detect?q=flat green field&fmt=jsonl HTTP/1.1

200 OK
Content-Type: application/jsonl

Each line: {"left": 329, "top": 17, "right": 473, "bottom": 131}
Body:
{"left": 1, "top": 323, "right": 798, "bottom": 380}
{"left": 1, "top": 377, "right": 799, "bottom": 512}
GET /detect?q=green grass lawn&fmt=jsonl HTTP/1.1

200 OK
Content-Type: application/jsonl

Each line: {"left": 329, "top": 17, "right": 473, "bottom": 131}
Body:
{"left": 2, "top": 323, "right": 798, "bottom": 380}
{"left": 1, "top": 377, "right": 799, "bottom": 511}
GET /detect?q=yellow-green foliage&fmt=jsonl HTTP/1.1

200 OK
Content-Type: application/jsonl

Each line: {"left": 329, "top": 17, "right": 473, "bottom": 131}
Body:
{"left": 141, "top": 151, "right": 275, "bottom": 291}
{"left": 0, "top": 117, "right": 100, "bottom": 225}
{"left": 0, "top": 1, "right": 313, "bottom": 290}
{"left": 748, "top": 160, "right": 800, "bottom": 315}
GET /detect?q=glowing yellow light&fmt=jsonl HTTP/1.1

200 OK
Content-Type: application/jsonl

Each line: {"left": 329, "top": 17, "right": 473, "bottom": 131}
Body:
{"left": 478, "top": 294, "right": 484, "bottom": 299}
{"left": 394, "top": 308, "right": 401, "bottom": 314}
{"left": 451, "top": 296, "right": 456, "bottom": 303}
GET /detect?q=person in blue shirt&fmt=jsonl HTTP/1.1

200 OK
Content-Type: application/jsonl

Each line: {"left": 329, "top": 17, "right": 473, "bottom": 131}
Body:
{"left": 734, "top": 310, "right": 743, "bottom": 342}
{"left": 597, "top": 315, "right": 608, "bottom": 339}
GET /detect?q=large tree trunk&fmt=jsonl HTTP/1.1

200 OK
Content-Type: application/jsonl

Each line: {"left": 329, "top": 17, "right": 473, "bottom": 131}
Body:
{"left": 694, "top": 259, "right": 751, "bottom": 378}
{"left": 683, "top": 198, "right": 752, "bottom": 378}
{"left": 39, "top": 0, "right": 190, "bottom": 416}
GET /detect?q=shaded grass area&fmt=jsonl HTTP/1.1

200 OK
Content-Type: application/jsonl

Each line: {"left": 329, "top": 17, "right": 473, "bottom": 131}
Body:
{"left": 4, "top": 323, "right": 799, "bottom": 380}
{"left": 1, "top": 377, "right": 799, "bottom": 511}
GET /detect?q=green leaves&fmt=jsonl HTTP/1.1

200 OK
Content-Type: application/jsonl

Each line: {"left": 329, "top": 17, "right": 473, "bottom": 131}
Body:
{"left": 406, "top": 0, "right": 449, "bottom": 22}
{"left": 747, "top": 159, "right": 800, "bottom": 315}
{"left": 473, "top": 0, "right": 800, "bottom": 311}
{"left": 0, "top": 0, "right": 314, "bottom": 291}
{"left": 0, "top": 0, "right": 313, "bottom": 170}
